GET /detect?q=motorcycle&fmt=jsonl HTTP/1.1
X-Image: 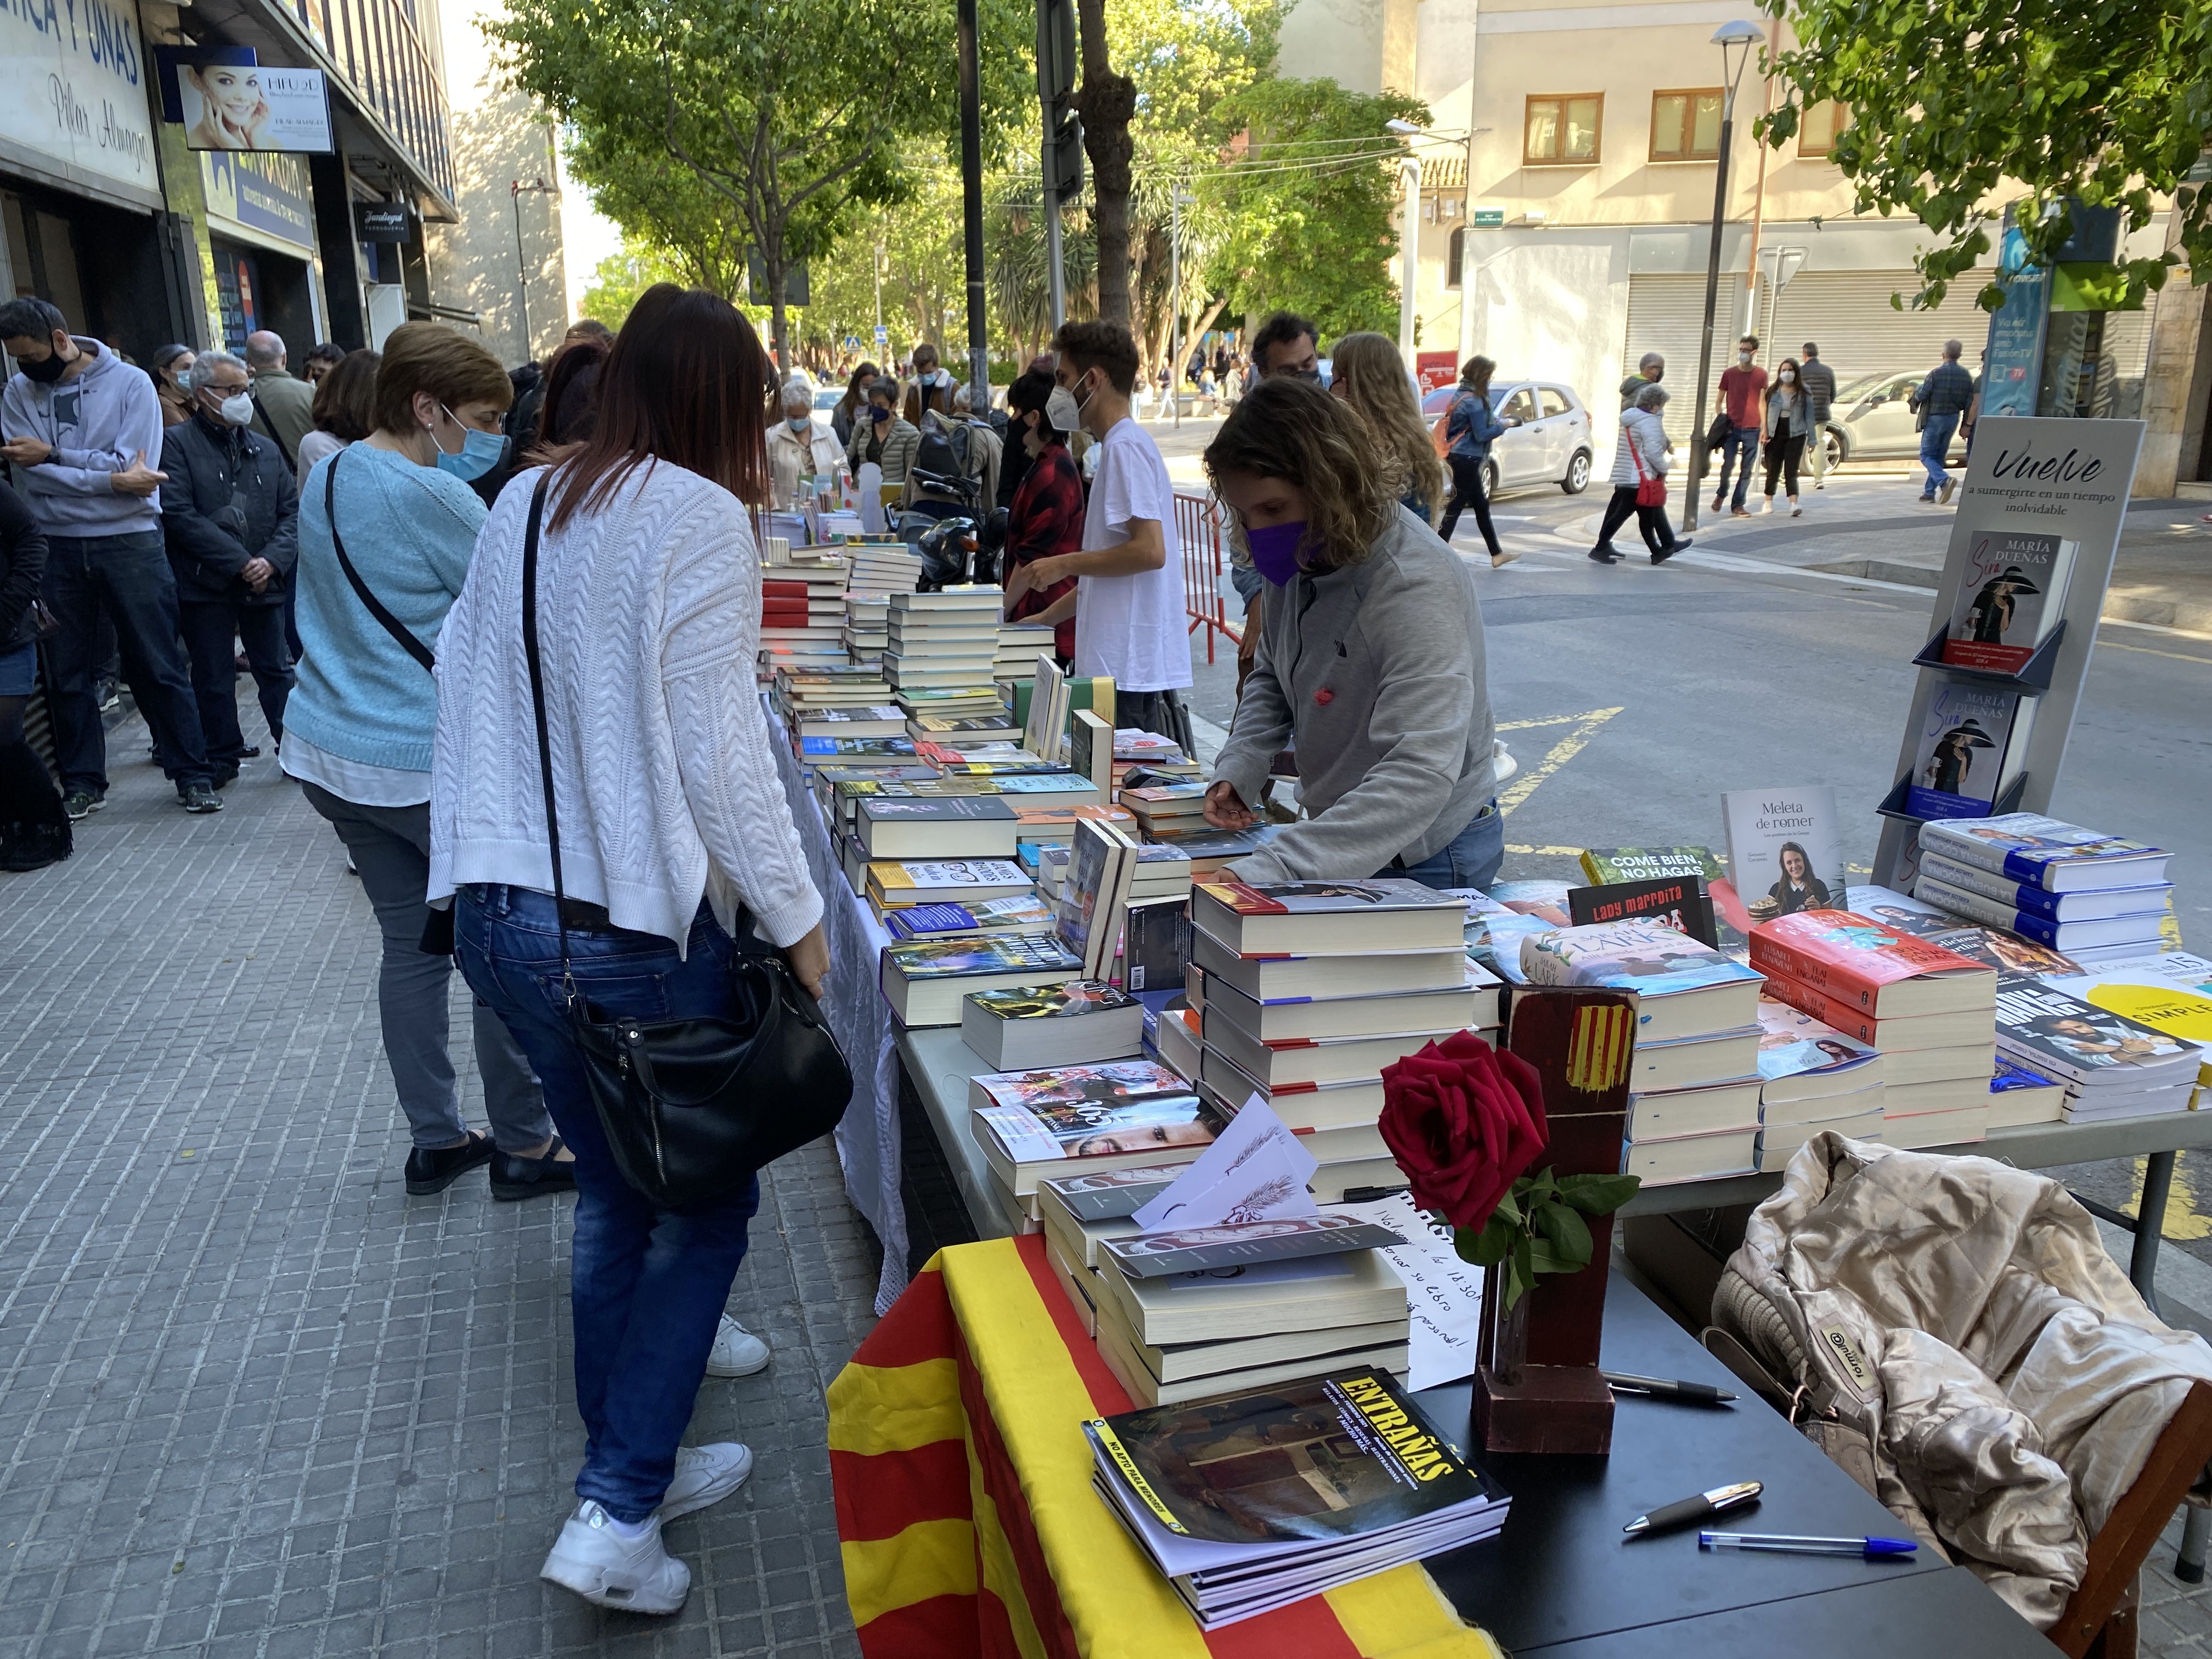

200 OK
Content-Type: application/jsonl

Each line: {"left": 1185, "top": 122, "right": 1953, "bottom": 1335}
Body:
{"left": 905, "top": 467, "right": 1002, "bottom": 590}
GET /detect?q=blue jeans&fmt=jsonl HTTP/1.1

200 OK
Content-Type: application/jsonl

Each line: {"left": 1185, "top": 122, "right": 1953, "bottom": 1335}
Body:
{"left": 1379, "top": 801, "right": 1505, "bottom": 892}
{"left": 454, "top": 883, "right": 762, "bottom": 1522}
{"left": 1712, "top": 426, "right": 1759, "bottom": 510}
{"left": 40, "top": 531, "right": 213, "bottom": 794}
{"left": 1920, "top": 412, "right": 1961, "bottom": 495}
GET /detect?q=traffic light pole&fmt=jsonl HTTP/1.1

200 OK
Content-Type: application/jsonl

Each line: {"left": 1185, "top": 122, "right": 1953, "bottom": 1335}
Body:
{"left": 1038, "top": 0, "right": 1076, "bottom": 333}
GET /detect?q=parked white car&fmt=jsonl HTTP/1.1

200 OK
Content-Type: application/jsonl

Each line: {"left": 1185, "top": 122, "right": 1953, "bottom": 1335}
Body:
{"left": 1423, "top": 379, "right": 1596, "bottom": 496}
{"left": 1819, "top": 370, "right": 1970, "bottom": 469}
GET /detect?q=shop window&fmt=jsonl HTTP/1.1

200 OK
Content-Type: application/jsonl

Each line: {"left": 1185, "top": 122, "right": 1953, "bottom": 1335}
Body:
{"left": 1650, "top": 89, "right": 1724, "bottom": 161}
{"left": 1524, "top": 95, "right": 1602, "bottom": 165}
{"left": 1447, "top": 227, "right": 1465, "bottom": 290}
{"left": 1798, "top": 100, "right": 1850, "bottom": 157}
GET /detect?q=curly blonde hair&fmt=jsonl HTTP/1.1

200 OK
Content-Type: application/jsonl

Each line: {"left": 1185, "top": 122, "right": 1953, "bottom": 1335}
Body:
{"left": 1202, "top": 376, "right": 1405, "bottom": 571}
{"left": 1329, "top": 332, "right": 1446, "bottom": 527}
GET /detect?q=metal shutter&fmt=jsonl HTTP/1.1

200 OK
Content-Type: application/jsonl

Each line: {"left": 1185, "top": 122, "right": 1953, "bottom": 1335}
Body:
{"left": 1764, "top": 271, "right": 1990, "bottom": 387}
{"left": 1622, "top": 274, "right": 1715, "bottom": 442}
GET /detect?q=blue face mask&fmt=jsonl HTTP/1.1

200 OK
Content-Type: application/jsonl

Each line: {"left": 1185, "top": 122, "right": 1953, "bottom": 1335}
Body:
{"left": 1246, "top": 520, "right": 1308, "bottom": 585}
{"left": 788, "top": 415, "right": 813, "bottom": 433}
{"left": 430, "top": 404, "right": 506, "bottom": 481}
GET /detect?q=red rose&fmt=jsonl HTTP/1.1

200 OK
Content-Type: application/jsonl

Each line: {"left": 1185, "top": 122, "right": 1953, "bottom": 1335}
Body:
{"left": 1378, "top": 1029, "right": 1548, "bottom": 1232}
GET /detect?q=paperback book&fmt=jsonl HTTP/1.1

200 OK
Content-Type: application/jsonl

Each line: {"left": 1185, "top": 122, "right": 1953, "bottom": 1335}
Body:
{"left": 1748, "top": 911, "right": 1994, "bottom": 1018}
{"left": 881, "top": 894, "right": 1057, "bottom": 940}
{"left": 1190, "top": 879, "right": 1468, "bottom": 956}
{"left": 1941, "top": 532, "right": 2076, "bottom": 673}
{"left": 1578, "top": 846, "right": 1725, "bottom": 885}
{"left": 1915, "top": 852, "right": 2172, "bottom": 926}
{"left": 1906, "top": 684, "right": 2022, "bottom": 821}
{"left": 1097, "top": 1213, "right": 1406, "bottom": 1279}
{"left": 879, "top": 932, "right": 1086, "bottom": 1026}
{"left": 1566, "top": 875, "right": 1718, "bottom": 947}
{"left": 962, "top": 981, "right": 1144, "bottom": 1070}
{"left": 1916, "top": 815, "right": 2169, "bottom": 893}
{"left": 1993, "top": 975, "right": 2199, "bottom": 1089}
{"left": 1518, "top": 921, "right": 1762, "bottom": 1036}
{"left": 1721, "top": 787, "right": 1844, "bottom": 922}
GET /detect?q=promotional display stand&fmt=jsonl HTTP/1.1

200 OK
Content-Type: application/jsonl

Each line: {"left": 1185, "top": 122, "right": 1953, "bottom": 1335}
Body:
{"left": 1872, "top": 415, "right": 2146, "bottom": 889}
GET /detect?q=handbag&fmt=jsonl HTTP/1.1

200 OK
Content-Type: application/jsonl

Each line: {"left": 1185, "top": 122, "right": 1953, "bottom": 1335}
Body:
{"left": 517, "top": 475, "right": 852, "bottom": 1211}
{"left": 1628, "top": 427, "right": 1667, "bottom": 507}
{"left": 325, "top": 454, "right": 435, "bottom": 673}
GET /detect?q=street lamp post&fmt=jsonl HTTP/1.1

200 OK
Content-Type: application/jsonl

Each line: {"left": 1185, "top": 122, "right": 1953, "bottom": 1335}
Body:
{"left": 509, "top": 178, "right": 556, "bottom": 361}
{"left": 1169, "top": 185, "right": 1194, "bottom": 428}
{"left": 1680, "top": 20, "right": 1764, "bottom": 534}
{"left": 1387, "top": 117, "right": 1423, "bottom": 367}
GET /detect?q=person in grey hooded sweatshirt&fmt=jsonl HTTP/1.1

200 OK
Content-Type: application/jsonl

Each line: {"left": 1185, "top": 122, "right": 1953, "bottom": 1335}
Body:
{"left": 0, "top": 297, "right": 220, "bottom": 817}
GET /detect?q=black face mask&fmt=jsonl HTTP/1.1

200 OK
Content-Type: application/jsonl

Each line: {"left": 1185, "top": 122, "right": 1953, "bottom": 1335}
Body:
{"left": 19, "top": 349, "right": 70, "bottom": 385}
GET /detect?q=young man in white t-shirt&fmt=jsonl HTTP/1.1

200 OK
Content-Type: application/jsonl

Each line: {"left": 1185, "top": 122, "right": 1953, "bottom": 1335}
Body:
{"left": 1007, "top": 320, "right": 1192, "bottom": 748}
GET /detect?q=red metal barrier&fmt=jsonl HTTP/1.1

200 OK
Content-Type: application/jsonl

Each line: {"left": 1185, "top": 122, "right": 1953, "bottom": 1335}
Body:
{"left": 1174, "top": 489, "right": 1243, "bottom": 664}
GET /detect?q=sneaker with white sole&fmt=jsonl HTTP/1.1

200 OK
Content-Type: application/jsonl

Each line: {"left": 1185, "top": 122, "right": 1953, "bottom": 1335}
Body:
{"left": 541, "top": 1502, "right": 690, "bottom": 1613}
{"left": 661, "top": 1442, "right": 754, "bottom": 1522}
{"left": 703, "top": 1314, "right": 770, "bottom": 1378}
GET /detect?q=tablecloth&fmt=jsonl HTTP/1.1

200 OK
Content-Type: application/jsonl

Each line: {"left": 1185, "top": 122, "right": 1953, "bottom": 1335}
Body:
{"left": 766, "top": 707, "right": 909, "bottom": 1316}
{"left": 827, "top": 1234, "right": 1502, "bottom": 1659}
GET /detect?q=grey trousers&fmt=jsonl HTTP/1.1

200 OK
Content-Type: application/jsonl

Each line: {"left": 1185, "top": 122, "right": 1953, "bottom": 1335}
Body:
{"left": 301, "top": 781, "right": 551, "bottom": 1153}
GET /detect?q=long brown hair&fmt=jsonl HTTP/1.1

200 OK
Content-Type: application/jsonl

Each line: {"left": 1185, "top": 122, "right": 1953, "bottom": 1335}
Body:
{"left": 1202, "top": 377, "right": 1403, "bottom": 571}
{"left": 546, "top": 284, "right": 774, "bottom": 531}
{"left": 311, "top": 348, "right": 381, "bottom": 442}
{"left": 530, "top": 335, "right": 608, "bottom": 457}
{"left": 1330, "top": 332, "right": 1446, "bottom": 527}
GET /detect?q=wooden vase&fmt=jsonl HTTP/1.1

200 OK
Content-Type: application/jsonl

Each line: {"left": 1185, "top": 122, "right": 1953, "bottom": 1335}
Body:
{"left": 1470, "top": 985, "right": 1638, "bottom": 1455}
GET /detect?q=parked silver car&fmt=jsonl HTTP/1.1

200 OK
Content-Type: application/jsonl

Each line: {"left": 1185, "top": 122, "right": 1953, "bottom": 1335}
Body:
{"left": 1819, "top": 370, "right": 1970, "bottom": 470}
{"left": 1423, "top": 379, "right": 1596, "bottom": 496}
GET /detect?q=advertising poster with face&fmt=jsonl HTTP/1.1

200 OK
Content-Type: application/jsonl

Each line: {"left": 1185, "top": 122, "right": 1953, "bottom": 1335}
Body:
{"left": 156, "top": 48, "right": 334, "bottom": 153}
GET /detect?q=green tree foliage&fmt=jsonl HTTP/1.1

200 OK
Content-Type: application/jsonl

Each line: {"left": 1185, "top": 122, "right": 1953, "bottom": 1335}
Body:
{"left": 489, "top": 0, "right": 1028, "bottom": 365}
{"left": 1763, "top": 0, "right": 2212, "bottom": 309}
{"left": 1203, "top": 78, "right": 1426, "bottom": 341}
{"left": 578, "top": 245, "right": 689, "bottom": 329}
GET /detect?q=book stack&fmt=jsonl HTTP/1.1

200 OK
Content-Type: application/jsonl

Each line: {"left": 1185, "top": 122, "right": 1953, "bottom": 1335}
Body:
{"left": 961, "top": 981, "right": 1144, "bottom": 1070}
{"left": 1989, "top": 1056, "right": 2069, "bottom": 1128}
{"left": 996, "top": 622, "right": 1058, "bottom": 680}
{"left": 800, "top": 733, "right": 920, "bottom": 772}
{"left": 1994, "top": 974, "right": 2202, "bottom": 1122}
{"left": 1113, "top": 731, "right": 1204, "bottom": 798}
{"left": 1751, "top": 910, "right": 1999, "bottom": 1150}
{"left": 1122, "top": 782, "right": 1212, "bottom": 839}
{"left": 783, "top": 703, "right": 905, "bottom": 742}
{"left": 842, "top": 593, "right": 889, "bottom": 664}
{"left": 1084, "top": 1374, "right": 1509, "bottom": 1627}
{"left": 1189, "top": 879, "right": 1481, "bottom": 1199}
{"left": 910, "top": 707, "right": 1020, "bottom": 742}
{"left": 772, "top": 663, "right": 894, "bottom": 736}
{"left": 844, "top": 539, "right": 925, "bottom": 595}
{"left": 1914, "top": 814, "right": 2172, "bottom": 968}
{"left": 855, "top": 795, "right": 1018, "bottom": 864}
{"left": 2042, "top": 950, "right": 2212, "bottom": 1107}
{"left": 881, "top": 893, "right": 1057, "bottom": 942}
{"left": 969, "top": 1060, "right": 1221, "bottom": 1232}
{"left": 895, "top": 682, "right": 1012, "bottom": 731}
{"left": 758, "top": 563, "right": 850, "bottom": 674}
{"left": 1518, "top": 921, "right": 1766, "bottom": 1184}
{"left": 883, "top": 588, "right": 1003, "bottom": 694}
{"left": 1160, "top": 825, "right": 1280, "bottom": 879}
{"left": 1752, "top": 991, "right": 1886, "bottom": 1170}
{"left": 879, "top": 932, "right": 1086, "bottom": 1028}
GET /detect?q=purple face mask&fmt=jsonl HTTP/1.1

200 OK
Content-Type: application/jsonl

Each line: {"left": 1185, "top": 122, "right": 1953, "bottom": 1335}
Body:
{"left": 1245, "top": 521, "right": 1308, "bottom": 585}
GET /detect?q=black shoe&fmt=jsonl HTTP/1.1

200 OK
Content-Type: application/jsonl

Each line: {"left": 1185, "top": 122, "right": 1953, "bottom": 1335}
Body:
{"left": 62, "top": 791, "right": 104, "bottom": 822}
{"left": 1651, "top": 538, "right": 1691, "bottom": 565}
{"left": 490, "top": 1137, "right": 579, "bottom": 1202}
{"left": 1, "top": 822, "right": 72, "bottom": 872}
{"left": 1587, "top": 545, "right": 1622, "bottom": 564}
{"left": 234, "top": 746, "right": 262, "bottom": 760}
{"left": 178, "top": 783, "right": 223, "bottom": 814}
{"left": 404, "top": 1132, "right": 494, "bottom": 1195}
{"left": 211, "top": 765, "right": 240, "bottom": 791}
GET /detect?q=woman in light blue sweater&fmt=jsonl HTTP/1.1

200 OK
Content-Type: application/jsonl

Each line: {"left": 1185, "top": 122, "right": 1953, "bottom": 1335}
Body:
{"left": 285, "top": 322, "right": 568, "bottom": 1201}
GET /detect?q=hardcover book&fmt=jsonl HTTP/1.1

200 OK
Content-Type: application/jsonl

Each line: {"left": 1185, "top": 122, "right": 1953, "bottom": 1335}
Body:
{"left": 1566, "top": 875, "right": 1719, "bottom": 947}
{"left": 1190, "top": 879, "right": 1468, "bottom": 956}
{"left": 1748, "top": 911, "right": 1994, "bottom": 1017}
{"left": 1721, "top": 788, "right": 1843, "bottom": 924}
{"left": 1914, "top": 876, "right": 2167, "bottom": 954}
{"left": 1941, "top": 532, "right": 2076, "bottom": 673}
{"left": 1057, "top": 819, "right": 1140, "bottom": 980}
{"left": 1916, "top": 815, "right": 2170, "bottom": 893}
{"left": 1916, "top": 851, "right": 2172, "bottom": 925}
{"left": 1905, "top": 684, "right": 2022, "bottom": 821}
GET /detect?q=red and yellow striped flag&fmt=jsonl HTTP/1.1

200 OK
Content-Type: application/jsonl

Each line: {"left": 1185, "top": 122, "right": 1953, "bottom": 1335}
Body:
{"left": 829, "top": 1234, "right": 1503, "bottom": 1659}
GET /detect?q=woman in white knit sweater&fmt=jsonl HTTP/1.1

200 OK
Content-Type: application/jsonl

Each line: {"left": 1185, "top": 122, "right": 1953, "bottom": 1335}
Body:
{"left": 427, "top": 285, "right": 828, "bottom": 1615}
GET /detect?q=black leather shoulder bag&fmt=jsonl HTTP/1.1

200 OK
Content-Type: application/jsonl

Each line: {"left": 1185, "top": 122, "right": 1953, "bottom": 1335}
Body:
{"left": 518, "top": 476, "right": 852, "bottom": 1210}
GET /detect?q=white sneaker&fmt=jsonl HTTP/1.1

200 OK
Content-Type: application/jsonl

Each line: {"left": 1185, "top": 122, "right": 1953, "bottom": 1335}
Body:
{"left": 541, "top": 1502, "right": 690, "bottom": 1613}
{"left": 704, "top": 1314, "right": 770, "bottom": 1378}
{"left": 661, "top": 1442, "right": 754, "bottom": 1522}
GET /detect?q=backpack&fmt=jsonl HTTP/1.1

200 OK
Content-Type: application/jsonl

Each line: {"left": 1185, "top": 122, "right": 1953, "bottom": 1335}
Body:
{"left": 946, "top": 418, "right": 975, "bottom": 474}
{"left": 912, "top": 414, "right": 960, "bottom": 480}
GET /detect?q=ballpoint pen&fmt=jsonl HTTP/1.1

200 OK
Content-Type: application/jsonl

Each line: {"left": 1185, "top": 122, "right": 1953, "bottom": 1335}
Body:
{"left": 1623, "top": 1482, "right": 1763, "bottom": 1536}
{"left": 1699, "top": 1532, "right": 1919, "bottom": 1559}
{"left": 1602, "top": 1370, "right": 1737, "bottom": 1404}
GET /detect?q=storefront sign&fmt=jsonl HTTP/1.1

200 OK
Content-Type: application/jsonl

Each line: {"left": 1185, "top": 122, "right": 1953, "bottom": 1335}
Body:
{"left": 201, "top": 150, "right": 315, "bottom": 253}
{"left": 1415, "top": 351, "right": 1458, "bottom": 394}
{"left": 158, "top": 49, "right": 335, "bottom": 154}
{"left": 354, "top": 202, "right": 413, "bottom": 244}
{"left": 1980, "top": 227, "right": 2050, "bottom": 423}
{"left": 0, "top": 0, "right": 159, "bottom": 205}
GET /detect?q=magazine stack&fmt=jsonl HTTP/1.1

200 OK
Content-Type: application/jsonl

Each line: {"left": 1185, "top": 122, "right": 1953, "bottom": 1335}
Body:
{"left": 967, "top": 1060, "right": 1220, "bottom": 1234}
{"left": 1188, "top": 879, "right": 1484, "bottom": 1200}
{"left": 1520, "top": 921, "right": 1766, "bottom": 1184}
{"left": 1085, "top": 1373, "right": 1509, "bottom": 1628}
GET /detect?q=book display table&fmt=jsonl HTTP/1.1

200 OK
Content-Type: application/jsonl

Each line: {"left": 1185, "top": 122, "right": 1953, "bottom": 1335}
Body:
{"left": 767, "top": 706, "right": 911, "bottom": 1315}
{"left": 828, "top": 1234, "right": 2052, "bottom": 1658}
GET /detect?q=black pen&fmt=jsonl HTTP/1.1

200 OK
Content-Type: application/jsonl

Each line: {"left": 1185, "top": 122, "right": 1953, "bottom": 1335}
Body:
{"left": 1624, "top": 1481, "right": 1763, "bottom": 1536}
{"left": 1603, "top": 1370, "right": 1737, "bottom": 1404}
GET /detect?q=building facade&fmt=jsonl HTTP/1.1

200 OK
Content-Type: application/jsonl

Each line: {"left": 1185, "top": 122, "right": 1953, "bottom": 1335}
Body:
{"left": 1278, "top": 0, "right": 2204, "bottom": 486}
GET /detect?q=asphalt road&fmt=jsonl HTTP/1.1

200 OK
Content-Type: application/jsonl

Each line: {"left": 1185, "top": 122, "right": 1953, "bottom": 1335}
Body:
{"left": 1173, "top": 447, "right": 2212, "bottom": 1288}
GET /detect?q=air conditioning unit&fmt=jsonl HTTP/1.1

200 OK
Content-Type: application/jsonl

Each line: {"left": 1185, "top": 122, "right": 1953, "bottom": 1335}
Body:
{"left": 1519, "top": 210, "right": 1548, "bottom": 226}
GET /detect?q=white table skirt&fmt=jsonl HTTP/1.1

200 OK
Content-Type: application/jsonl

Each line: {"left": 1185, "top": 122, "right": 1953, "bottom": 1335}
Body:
{"left": 765, "top": 707, "right": 908, "bottom": 1315}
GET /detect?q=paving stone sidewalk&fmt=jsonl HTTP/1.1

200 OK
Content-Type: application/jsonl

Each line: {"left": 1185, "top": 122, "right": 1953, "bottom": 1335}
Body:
{"left": 0, "top": 710, "right": 877, "bottom": 1658}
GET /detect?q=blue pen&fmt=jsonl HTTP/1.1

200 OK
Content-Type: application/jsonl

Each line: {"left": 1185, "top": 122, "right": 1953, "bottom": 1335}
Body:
{"left": 1700, "top": 1531, "right": 1917, "bottom": 1559}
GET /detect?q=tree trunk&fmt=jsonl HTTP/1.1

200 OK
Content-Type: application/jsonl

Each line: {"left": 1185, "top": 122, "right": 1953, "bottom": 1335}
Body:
{"left": 1188, "top": 295, "right": 1230, "bottom": 364}
{"left": 1073, "top": 0, "right": 1136, "bottom": 328}
{"left": 761, "top": 217, "right": 790, "bottom": 376}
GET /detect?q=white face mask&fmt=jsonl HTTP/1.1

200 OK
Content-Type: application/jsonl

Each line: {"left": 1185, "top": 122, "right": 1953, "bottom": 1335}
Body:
{"left": 1045, "top": 385, "right": 1082, "bottom": 433}
{"left": 217, "top": 391, "right": 256, "bottom": 427}
{"left": 1779, "top": 371, "right": 1795, "bottom": 385}
{"left": 1738, "top": 351, "right": 1754, "bottom": 365}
